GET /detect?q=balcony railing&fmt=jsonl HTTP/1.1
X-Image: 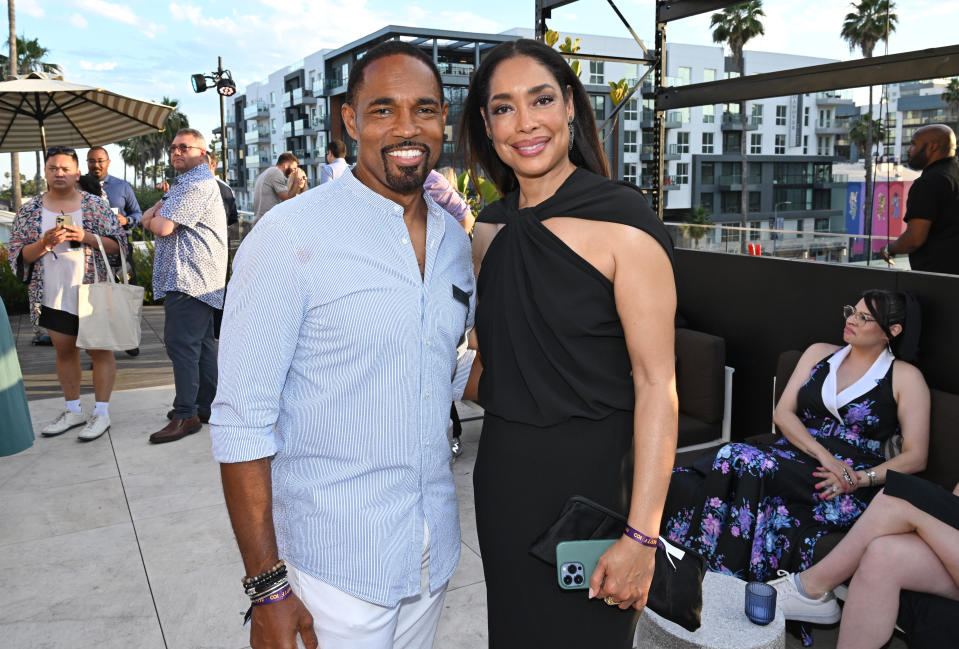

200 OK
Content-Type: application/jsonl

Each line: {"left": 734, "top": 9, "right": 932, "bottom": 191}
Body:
{"left": 438, "top": 62, "right": 474, "bottom": 77}
{"left": 721, "top": 113, "right": 762, "bottom": 129}
{"left": 243, "top": 103, "right": 269, "bottom": 120}
{"left": 244, "top": 128, "right": 270, "bottom": 142}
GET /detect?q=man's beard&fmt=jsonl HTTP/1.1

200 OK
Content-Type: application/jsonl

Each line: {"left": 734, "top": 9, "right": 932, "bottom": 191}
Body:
{"left": 905, "top": 150, "right": 926, "bottom": 171}
{"left": 381, "top": 142, "right": 432, "bottom": 193}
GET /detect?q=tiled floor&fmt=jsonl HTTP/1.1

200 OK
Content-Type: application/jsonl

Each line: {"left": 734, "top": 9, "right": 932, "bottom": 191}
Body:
{"left": 2, "top": 390, "right": 904, "bottom": 649}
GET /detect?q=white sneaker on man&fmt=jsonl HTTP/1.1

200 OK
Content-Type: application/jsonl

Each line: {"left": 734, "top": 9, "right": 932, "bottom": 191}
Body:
{"left": 78, "top": 415, "right": 111, "bottom": 442}
{"left": 768, "top": 570, "right": 841, "bottom": 624}
{"left": 40, "top": 410, "right": 87, "bottom": 437}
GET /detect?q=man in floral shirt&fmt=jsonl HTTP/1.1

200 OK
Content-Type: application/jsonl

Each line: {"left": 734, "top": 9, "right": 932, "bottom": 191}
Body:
{"left": 141, "top": 128, "right": 227, "bottom": 444}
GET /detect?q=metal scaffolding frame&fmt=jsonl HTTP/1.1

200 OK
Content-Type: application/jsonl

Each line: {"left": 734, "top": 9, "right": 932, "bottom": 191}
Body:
{"left": 534, "top": 0, "right": 959, "bottom": 219}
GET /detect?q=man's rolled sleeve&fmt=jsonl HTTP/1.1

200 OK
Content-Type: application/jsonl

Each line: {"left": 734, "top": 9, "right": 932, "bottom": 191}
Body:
{"left": 210, "top": 219, "right": 305, "bottom": 463}
{"left": 449, "top": 287, "right": 477, "bottom": 400}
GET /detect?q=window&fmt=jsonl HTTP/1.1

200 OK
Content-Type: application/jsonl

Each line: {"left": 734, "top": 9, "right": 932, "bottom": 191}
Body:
{"left": 590, "top": 95, "right": 606, "bottom": 122}
{"left": 723, "top": 131, "right": 741, "bottom": 155}
{"left": 677, "top": 66, "right": 691, "bottom": 85}
{"left": 803, "top": 135, "right": 808, "bottom": 155}
{"left": 589, "top": 61, "right": 604, "bottom": 85}
{"left": 721, "top": 191, "right": 741, "bottom": 214}
{"left": 750, "top": 133, "right": 762, "bottom": 154}
{"left": 750, "top": 221, "right": 761, "bottom": 241}
{"left": 751, "top": 104, "right": 763, "bottom": 124}
{"left": 815, "top": 218, "right": 830, "bottom": 232}
{"left": 803, "top": 106, "right": 809, "bottom": 127}
{"left": 702, "top": 132, "right": 714, "bottom": 154}
{"left": 796, "top": 219, "right": 805, "bottom": 232}
{"left": 623, "top": 64, "right": 639, "bottom": 85}
{"left": 624, "top": 163, "right": 637, "bottom": 184}
{"left": 677, "top": 132, "right": 689, "bottom": 154}
{"left": 270, "top": 91, "right": 276, "bottom": 106}
{"left": 676, "top": 163, "right": 689, "bottom": 184}
{"left": 623, "top": 130, "right": 637, "bottom": 153}
{"left": 703, "top": 68, "right": 716, "bottom": 82}
{"left": 271, "top": 118, "right": 276, "bottom": 133}
{"left": 624, "top": 99, "right": 638, "bottom": 121}
{"left": 775, "top": 134, "right": 786, "bottom": 154}
{"left": 703, "top": 104, "right": 715, "bottom": 123}
{"left": 272, "top": 144, "right": 277, "bottom": 156}
{"left": 701, "top": 161, "right": 715, "bottom": 184}
{"left": 700, "top": 193, "right": 714, "bottom": 213}
{"left": 776, "top": 105, "right": 787, "bottom": 126}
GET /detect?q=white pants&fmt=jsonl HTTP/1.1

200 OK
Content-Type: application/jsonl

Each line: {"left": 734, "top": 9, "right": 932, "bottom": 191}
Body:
{"left": 287, "top": 523, "right": 447, "bottom": 649}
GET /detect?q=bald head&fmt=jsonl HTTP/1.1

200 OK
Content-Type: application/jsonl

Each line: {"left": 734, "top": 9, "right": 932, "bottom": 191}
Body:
{"left": 908, "top": 124, "right": 956, "bottom": 170}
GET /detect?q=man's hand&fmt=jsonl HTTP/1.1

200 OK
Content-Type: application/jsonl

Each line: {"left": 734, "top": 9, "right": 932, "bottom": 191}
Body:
{"left": 157, "top": 180, "right": 171, "bottom": 193}
{"left": 250, "top": 591, "right": 318, "bottom": 649}
{"left": 879, "top": 245, "right": 895, "bottom": 265}
{"left": 118, "top": 213, "right": 129, "bottom": 227}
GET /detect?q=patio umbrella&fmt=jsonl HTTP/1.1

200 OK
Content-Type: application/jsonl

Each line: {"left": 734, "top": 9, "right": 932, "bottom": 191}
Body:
{"left": 0, "top": 72, "right": 173, "bottom": 153}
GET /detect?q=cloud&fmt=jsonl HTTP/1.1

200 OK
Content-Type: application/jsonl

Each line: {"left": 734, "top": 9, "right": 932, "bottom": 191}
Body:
{"left": 20, "top": 0, "right": 44, "bottom": 18}
{"left": 70, "top": 14, "right": 89, "bottom": 29}
{"left": 73, "top": 0, "right": 167, "bottom": 38}
{"left": 79, "top": 61, "right": 118, "bottom": 71}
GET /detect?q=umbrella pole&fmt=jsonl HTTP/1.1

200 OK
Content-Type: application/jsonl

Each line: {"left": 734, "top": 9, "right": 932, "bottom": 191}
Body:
{"left": 39, "top": 120, "right": 47, "bottom": 156}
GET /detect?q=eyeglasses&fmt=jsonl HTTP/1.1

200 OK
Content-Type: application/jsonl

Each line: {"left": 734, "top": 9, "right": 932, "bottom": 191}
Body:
{"left": 45, "top": 146, "right": 77, "bottom": 159}
{"left": 168, "top": 144, "right": 204, "bottom": 155}
{"left": 843, "top": 305, "right": 876, "bottom": 325}
{"left": 87, "top": 158, "right": 109, "bottom": 164}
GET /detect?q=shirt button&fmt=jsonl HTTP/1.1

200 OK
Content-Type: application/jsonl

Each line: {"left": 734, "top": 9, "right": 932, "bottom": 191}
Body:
{"left": 402, "top": 237, "right": 409, "bottom": 245}
{"left": 425, "top": 340, "right": 431, "bottom": 347}
{"left": 425, "top": 391, "right": 430, "bottom": 398}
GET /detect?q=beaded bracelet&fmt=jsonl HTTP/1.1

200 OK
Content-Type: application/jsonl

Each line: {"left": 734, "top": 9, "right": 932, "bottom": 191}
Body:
{"left": 244, "top": 566, "right": 288, "bottom": 598}
{"left": 624, "top": 524, "right": 662, "bottom": 549}
{"left": 242, "top": 560, "right": 286, "bottom": 587}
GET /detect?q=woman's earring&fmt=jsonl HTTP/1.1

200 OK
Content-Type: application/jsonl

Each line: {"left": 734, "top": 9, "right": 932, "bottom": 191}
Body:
{"left": 568, "top": 118, "right": 574, "bottom": 152}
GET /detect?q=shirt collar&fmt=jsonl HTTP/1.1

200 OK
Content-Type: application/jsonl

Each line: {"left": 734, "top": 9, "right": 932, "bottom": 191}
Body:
{"left": 340, "top": 168, "right": 438, "bottom": 220}
{"left": 180, "top": 162, "right": 213, "bottom": 183}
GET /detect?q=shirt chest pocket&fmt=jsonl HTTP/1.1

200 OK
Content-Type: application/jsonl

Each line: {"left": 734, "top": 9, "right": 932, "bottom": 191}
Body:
{"left": 433, "top": 284, "right": 471, "bottom": 347}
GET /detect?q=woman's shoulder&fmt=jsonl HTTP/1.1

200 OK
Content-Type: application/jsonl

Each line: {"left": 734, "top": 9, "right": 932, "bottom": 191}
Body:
{"left": 891, "top": 358, "right": 926, "bottom": 385}
{"left": 800, "top": 342, "right": 842, "bottom": 368}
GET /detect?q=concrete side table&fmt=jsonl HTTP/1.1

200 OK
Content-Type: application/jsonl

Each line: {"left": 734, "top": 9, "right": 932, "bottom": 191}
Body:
{"left": 634, "top": 572, "right": 784, "bottom": 649}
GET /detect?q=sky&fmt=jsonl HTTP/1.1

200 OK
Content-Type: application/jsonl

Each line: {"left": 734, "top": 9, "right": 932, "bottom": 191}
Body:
{"left": 4, "top": 0, "right": 958, "bottom": 183}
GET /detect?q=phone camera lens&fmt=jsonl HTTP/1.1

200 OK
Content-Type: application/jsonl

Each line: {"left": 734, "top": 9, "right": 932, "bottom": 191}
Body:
{"left": 574, "top": 575, "right": 584, "bottom": 585}
{"left": 563, "top": 575, "right": 572, "bottom": 585}
{"left": 568, "top": 564, "right": 578, "bottom": 574}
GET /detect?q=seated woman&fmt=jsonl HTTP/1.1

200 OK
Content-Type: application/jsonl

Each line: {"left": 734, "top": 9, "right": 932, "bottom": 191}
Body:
{"left": 663, "top": 290, "right": 929, "bottom": 582}
{"left": 773, "top": 472, "right": 959, "bottom": 649}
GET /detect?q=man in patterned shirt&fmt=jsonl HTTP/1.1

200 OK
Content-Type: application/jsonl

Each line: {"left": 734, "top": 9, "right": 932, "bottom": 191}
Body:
{"left": 141, "top": 128, "right": 227, "bottom": 444}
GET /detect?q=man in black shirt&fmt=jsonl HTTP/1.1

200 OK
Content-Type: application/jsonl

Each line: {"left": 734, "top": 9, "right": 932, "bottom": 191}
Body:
{"left": 881, "top": 124, "right": 959, "bottom": 274}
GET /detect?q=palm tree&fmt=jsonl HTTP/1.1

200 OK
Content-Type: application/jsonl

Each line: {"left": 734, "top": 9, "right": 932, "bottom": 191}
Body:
{"left": 0, "top": 35, "right": 62, "bottom": 195}
{"left": 942, "top": 78, "right": 959, "bottom": 137}
{"left": 148, "top": 97, "right": 189, "bottom": 187}
{"left": 6, "top": 1, "right": 20, "bottom": 210}
{"left": 848, "top": 115, "right": 885, "bottom": 160}
{"left": 712, "top": 1, "right": 765, "bottom": 252}
{"left": 841, "top": 0, "right": 897, "bottom": 260}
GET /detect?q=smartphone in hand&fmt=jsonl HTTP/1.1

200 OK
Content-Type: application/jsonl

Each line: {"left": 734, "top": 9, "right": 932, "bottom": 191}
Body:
{"left": 556, "top": 539, "right": 615, "bottom": 590}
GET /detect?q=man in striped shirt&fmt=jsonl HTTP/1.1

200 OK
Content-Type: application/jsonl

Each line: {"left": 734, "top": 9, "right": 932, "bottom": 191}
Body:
{"left": 211, "top": 40, "right": 476, "bottom": 649}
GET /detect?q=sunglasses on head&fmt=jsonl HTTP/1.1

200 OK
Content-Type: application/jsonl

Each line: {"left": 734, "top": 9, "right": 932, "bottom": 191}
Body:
{"left": 45, "top": 145, "right": 77, "bottom": 159}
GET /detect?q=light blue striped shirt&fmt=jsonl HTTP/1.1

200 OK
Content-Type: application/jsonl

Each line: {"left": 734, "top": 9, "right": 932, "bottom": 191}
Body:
{"left": 210, "top": 169, "right": 475, "bottom": 607}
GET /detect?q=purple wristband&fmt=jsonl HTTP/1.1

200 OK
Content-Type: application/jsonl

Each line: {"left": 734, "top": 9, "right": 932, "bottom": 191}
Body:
{"left": 624, "top": 524, "right": 662, "bottom": 549}
{"left": 252, "top": 584, "right": 293, "bottom": 606}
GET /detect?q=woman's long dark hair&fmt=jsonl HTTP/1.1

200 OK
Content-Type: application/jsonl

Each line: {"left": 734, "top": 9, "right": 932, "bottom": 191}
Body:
{"left": 862, "top": 289, "right": 921, "bottom": 362}
{"left": 457, "top": 38, "right": 610, "bottom": 197}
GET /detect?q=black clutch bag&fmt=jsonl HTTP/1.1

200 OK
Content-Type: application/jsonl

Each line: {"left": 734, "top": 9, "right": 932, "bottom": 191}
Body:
{"left": 529, "top": 495, "right": 706, "bottom": 632}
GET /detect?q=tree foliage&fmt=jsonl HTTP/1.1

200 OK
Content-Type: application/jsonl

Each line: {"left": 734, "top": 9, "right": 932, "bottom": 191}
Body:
{"left": 942, "top": 78, "right": 959, "bottom": 136}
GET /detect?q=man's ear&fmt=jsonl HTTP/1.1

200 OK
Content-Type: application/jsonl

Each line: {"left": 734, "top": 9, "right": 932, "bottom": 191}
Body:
{"left": 342, "top": 102, "right": 358, "bottom": 141}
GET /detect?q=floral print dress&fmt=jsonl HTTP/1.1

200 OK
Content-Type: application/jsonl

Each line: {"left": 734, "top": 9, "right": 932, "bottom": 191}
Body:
{"left": 664, "top": 347, "right": 897, "bottom": 583}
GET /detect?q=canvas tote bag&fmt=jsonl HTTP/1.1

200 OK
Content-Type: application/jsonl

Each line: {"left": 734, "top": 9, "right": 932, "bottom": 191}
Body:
{"left": 76, "top": 235, "right": 144, "bottom": 351}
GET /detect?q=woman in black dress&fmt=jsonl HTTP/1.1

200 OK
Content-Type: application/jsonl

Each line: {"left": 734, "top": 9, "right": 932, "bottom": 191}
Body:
{"left": 773, "top": 473, "right": 959, "bottom": 648}
{"left": 460, "top": 39, "right": 678, "bottom": 648}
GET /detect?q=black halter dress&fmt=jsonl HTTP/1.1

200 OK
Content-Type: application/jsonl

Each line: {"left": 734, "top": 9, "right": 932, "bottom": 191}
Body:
{"left": 472, "top": 168, "right": 673, "bottom": 648}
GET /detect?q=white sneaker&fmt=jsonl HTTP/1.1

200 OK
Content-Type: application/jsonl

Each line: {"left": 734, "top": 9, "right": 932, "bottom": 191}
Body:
{"left": 41, "top": 410, "right": 87, "bottom": 437}
{"left": 768, "top": 570, "right": 841, "bottom": 624}
{"left": 78, "top": 415, "right": 111, "bottom": 441}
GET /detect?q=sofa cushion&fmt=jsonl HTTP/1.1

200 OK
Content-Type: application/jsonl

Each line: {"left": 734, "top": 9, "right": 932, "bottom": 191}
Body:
{"left": 675, "top": 328, "right": 725, "bottom": 425}
{"left": 919, "top": 389, "right": 959, "bottom": 489}
{"left": 677, "top": 412, "right": 721, "bottom": 449}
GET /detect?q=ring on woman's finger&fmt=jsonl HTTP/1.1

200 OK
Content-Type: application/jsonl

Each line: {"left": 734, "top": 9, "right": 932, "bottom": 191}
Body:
{"left": 831, "top": 485, "right": 839, "bottom": 492}
{"left": 604, "top": 596, "right": 620, "bottom": 606}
